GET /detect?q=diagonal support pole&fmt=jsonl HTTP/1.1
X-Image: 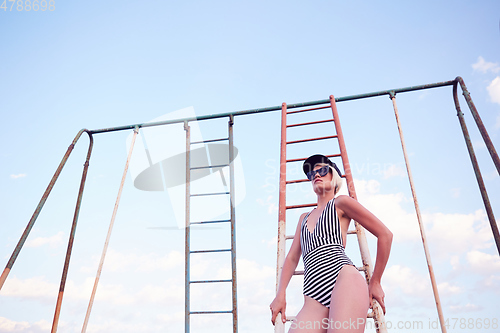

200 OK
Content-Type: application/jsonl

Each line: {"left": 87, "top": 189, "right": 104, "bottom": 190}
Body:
{"left": 52, "top": 132, "right": 95, "bottom": 333}
{"left": 81, "top": 127, "right": 139, "bottom": 332}
{"left": 0, "top": 130, "right": 92, "bottom": 291}
{"left": 452, "top": 81, "right": 500, "bottom": 255}
{"left": 389, "top": 92, "right": 447, "bottom": 333}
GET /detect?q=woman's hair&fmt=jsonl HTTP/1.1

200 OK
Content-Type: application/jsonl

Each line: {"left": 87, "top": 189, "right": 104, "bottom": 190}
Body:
{"left": 314, "top": 163, "right": 343, "bottom": 195}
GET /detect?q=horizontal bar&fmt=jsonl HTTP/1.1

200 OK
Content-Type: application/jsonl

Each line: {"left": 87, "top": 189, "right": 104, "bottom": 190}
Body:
{"left": 286, "top": 153, "right": 342, "bottom": 163}
{"left": 88, "top": 79, "right": 456, "bottom": 134}
{"left": 190, "top": 311, "right": 232, "bottom": 315}
{"left": 286, "top": 178, "right": 309, "bottom": 185}
{"left": 286, "top": 105, "right": 331, "bottom": 115}
{"left": 190, "top": 192, "right": 229, "bottom": 197}
{"left": 286, "top": 316, "right": 296, "bottom": 322}
{"left": 285, "top": 235, "right": 294, "bottom": 240}
{"left": 357, "top": 266, "right": 367, "bottom": 272}
{"left": 190, "top": 219, "right": 231, "bottom": 225}
{"left": 286, "top": 203, "right": 316, "bottom": 210}
{"left": 347, "top": 229, "right": 357, "bottom": 234}
{"left": 190, "top": 164, "right": 229, "bottom": 170}
{"left": 287, "top": 119, "right": 334, "bottom": 128}
{"left": 190, "top": 279, "right": 232, "bottom": 284}
{"left": 190, "top": 249, "right": 231, "bottom": 254}
{"left": 191, "top": 137, "right": 228, "bottom": 145}
{"left": 293, "top": 270, "right": 304, "bottom": 275}
{"left": 287, "top": 135, "right": 337, "bottom": 145}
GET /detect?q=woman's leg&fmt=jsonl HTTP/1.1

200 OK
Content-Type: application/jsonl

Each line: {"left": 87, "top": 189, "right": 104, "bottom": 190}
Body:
{"left": 289, "top": 296, "right": 329, "bottom": 333}
{"left": 327, "top": 265, "right": 369, "bottom": 333}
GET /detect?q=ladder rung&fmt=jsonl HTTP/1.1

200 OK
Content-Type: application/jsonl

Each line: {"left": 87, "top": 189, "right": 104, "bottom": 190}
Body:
{"left": 190, "top": 191, "right": 229, "bottom": 197}
{"left": 286, "top": 153, "right": 342, "bottom": 163}
{"left": 357, "top": 266, "right": 367, "bottom": 272}
{"left": 190, "top": 219, "right": 231, "bottom": 225}
{"left": 293, "top": 270, "right": 304, "bottom": 275}
{"left": 286, "top": 316, "right": 296, "bottom": 322}
{"left": 190, "top": 310, "right": 233, "bottom": 315}
{"left": 286, "top": 178, "right": 309, "bottom": 184}
{"left": 191, "top": 137, "right": 228, "bottom": 145}
{"left": 286, "top": 104, "right": 330, "bottom": 114}
{"left": 285, "top": 235, "right": 294, "bottom": 240}
{"left": 286, "top": 119, "right": 334, "bottom": 128}
{"left": 190, "top": 249, "right": 231, "bottom": 254}
{"left": 286, "top": 203, "right": 316, "bottom": 210}
{"left": 191, "top": 164, "right": 229, "bottom": 170}
{"left": 190, "top": 279, "right": 232, "bottom": 284}
{"left": 347, "top": 229, "right": 357, "bottom": 234}
{"left": 287, "top": 135, "right": 338, "bottom": 145}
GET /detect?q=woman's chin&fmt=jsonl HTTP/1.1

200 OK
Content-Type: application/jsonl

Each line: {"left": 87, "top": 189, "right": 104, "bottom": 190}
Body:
{"left": 313, "top": 185, "right": 333, "bottom": 195}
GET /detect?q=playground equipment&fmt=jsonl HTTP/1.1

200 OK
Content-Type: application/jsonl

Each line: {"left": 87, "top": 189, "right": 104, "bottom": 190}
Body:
{"left": 0, "top": 77, "right": 498, "bottom": 333}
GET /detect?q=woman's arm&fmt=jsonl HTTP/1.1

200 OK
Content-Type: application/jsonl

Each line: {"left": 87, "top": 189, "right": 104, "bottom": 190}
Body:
{"left": 270, "top": 213, "right": 304, "bottom": 325}
{"left": 335, "top": 195, "right": 393, "bottom": 313}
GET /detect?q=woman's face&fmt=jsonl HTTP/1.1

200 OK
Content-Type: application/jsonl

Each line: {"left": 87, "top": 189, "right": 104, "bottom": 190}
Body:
{"left": 311, "top": 164, "right": 333, "bottom": 194}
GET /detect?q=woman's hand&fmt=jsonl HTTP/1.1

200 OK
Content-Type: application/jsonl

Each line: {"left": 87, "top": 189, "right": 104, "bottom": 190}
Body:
{"left": 368, "top": 279, "right": 386, "bottom": 314}
{"left": 270, "top": 295, "right": 287, "bottom": 325}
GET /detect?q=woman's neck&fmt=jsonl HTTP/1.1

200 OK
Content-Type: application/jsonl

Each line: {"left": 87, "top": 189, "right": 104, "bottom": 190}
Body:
{"left": 316, "top": 192, "right": 335, "bottom": 209}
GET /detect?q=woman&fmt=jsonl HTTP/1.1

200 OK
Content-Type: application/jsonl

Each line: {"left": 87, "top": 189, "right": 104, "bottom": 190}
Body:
{"left": 270, "top": 154, "right": 392, "bottom": 332}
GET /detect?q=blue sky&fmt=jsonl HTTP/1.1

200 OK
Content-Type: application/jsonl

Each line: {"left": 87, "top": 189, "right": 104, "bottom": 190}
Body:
{"left": 1, "top": 1, "right": 500, "bottom": 332}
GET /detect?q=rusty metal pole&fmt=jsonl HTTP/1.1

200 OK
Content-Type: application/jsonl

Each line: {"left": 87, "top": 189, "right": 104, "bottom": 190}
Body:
{"left": 51, "top": 133, "right": 94, "bottom": 333}
{"left": 81, "top": 127, "right": 139, "bottom": 333}
{"left": 274, "top": 102, "right": 287, "bottom": 333}
{"left": 452, "top": 83, "right": 500, "bottom": 255}
{"left": 456, "top": 77, "right": 500, "bottom": 175}
{"left": 389, "top": 92, "right": 447, "bottom": 333}
{"left": 184, "top": 121, "right": 191, "bottom": 333}
{"left": 330, "top": 96, "right": 387, "bottom": 333}
{"left": 228, "top": 115, "right": 238, "bottom": 333}
{"left": 0, "top": 129, "right": 90, "bottom": 291}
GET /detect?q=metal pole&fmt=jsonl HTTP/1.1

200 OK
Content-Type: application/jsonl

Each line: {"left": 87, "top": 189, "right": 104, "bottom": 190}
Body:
{"left": 228, "top": 115, "right": 238, "bottom": 333}
{"left": 81, "top": 127, "right": 139, "bottom": 333}
{"left": 0, "top": 129, "right": 90, "bottom": 291}
{"left": 330, "top": 96, "right": 387, "bottom": 333}
{"left": 51, "top": 133, "right": 95, "bottom": 333}
{"left": 452, "top": 83, "right": 500, "bottom": 255}
{"left": 274, "top": 103, "right": 287, "bottom": 333}
{"left": 389, "top": 92, "right": 447, "bottom": 333}
{"left": 184, "top": 121, "right": 191, "bottom": 333}
{"left": 456, "top": 77, "right": 500, "bottom": 175}
{"left": 87, "top": 81, "right": 457, "bottom": 135}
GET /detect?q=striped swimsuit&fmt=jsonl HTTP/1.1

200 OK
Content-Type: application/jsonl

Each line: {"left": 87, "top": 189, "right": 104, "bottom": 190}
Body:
{"left": 300, "top": 198, "right": 355, "bottom": 308}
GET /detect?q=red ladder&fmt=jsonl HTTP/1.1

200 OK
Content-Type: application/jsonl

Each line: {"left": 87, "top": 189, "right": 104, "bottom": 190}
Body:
{"left": 274, "top": 96, "right": 387, "bottom": 333}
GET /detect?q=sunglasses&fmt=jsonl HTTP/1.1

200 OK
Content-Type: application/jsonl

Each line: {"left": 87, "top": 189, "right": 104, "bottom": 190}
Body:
{"left": 306, "top": 165, "right": 330, "bottom": 181}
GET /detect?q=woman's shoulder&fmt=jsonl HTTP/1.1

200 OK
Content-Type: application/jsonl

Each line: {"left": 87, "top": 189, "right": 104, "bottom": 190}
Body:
{"left": 333, "top": 195, "right": 354, "bottom": 215}
{"left": 333, "top": 195, "right": 353, "bottom": 205}
{"left": 295, "top": 212, "right": 308, "bottom": 233}
{"left": 298, "top": 211, "right": 309, "bottom": 222}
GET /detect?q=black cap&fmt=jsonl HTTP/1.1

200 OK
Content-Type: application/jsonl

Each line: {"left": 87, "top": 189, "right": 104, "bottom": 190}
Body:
{"left": 303, "top": 154, "right": 342, "bottom": 177}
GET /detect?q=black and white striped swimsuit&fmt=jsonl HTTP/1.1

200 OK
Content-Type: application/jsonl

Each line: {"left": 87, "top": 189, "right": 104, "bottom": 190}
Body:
{"left": 300, "top": 198, "right": 355, "bottom": 308}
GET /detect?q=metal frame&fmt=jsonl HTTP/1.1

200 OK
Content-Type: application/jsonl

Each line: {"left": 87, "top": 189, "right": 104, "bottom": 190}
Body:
{"left": 0, "top": 77, "right": 497, "bottom": 333}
